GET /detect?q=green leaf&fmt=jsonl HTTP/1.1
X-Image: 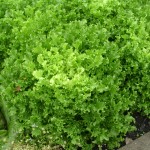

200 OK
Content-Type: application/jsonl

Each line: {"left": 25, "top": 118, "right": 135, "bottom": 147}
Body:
{"left": 32, "top": 70, "right": 43, "bottom": 79}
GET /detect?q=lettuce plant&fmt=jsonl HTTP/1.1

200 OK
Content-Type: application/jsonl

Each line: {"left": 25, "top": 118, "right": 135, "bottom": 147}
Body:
{"left": 0, "top": 0, "right": 150, "bottom": 149}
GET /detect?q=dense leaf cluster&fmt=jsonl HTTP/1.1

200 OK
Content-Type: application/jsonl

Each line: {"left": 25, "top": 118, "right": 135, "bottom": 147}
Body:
{"left": 0, "top": 0, "right": 150, "bottom": 149}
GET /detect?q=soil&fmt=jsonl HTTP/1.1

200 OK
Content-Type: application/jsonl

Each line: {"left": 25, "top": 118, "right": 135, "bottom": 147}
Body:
{"left": 125, "top": 112, "right": 150, "bottom": 140}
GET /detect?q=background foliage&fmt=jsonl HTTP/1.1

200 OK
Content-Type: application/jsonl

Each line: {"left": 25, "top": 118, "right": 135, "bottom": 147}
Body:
{"left": 0, "top": 0, "right": 150, "bottom": 149}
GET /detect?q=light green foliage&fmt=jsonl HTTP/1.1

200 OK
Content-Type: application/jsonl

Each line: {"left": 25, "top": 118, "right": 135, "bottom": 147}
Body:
{"left": 0, "top": 0, "right": 150, "bottom": 149}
